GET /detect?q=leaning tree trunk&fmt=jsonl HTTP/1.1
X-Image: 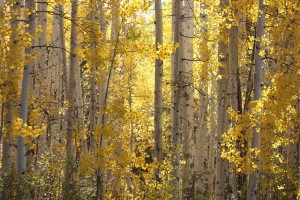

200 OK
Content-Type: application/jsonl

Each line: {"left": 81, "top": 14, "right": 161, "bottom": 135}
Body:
{"left": 247, "top": 0, "right": 266, "bottom": 199}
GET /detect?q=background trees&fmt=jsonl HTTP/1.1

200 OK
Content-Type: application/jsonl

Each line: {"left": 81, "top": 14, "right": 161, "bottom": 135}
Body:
{"left": 0, "top": 0, "right": 299, "bottom": 199}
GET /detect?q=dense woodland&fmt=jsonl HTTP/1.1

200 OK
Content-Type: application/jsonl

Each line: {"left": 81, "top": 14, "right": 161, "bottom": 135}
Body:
{"left": 0, "top": 0, "right": 299, "bottom": 199}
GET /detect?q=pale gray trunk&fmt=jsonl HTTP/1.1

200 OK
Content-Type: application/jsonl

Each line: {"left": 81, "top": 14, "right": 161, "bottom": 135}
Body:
{"left": 17, "top": 0, "right": 36, "bottom": 176}
{"left": 48, "top": 3, "right": 64, "bottom": 150}
{"left": 215, "top": 1, "right": 231, "bottom": 199}
{"left": 36, "top": 0, "right": 48, "bottom": 159}
{"left": 154, "top": 0, "right": 163, "bottom": 177}
{"left": 171, "top": 0, "right": 182, "bottom": 197}
{"left": 64, "top": 0, "right": 78, "bottom": 197}
{"left": 194, "top": 3, "right": 209, "bottom": 198}
{"left": 181, "top": 0, "right": 194, "bottom": 198}
{"left": 59, "top": 5, "right": 68, "bottom": 98}
{"left": 228, "top": 24, "right": 239, "bottom": 198}
{"left": 208, "top": 76, "right": 216, "bottom": 196}
{"left": 2, "top": 102, "right": 14, "bottom": 200}
{"left": 247, "top": 0, "right": 266, "bottom": 199}
{"left": 96, "top": 1, "right": 118, "bottom": 199}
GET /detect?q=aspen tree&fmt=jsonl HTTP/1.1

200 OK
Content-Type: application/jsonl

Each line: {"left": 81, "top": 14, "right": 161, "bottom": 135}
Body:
{"left": 64, "top": 0, "right": 79, "bottom": 198}
{"left": 247, "top": 0, "right": 266, "bottom": 199}
{"left": 35, "top": 0, "right": 48, "bottom": 159}
{"left": 48, "top": 2, "right": 64, "bottom": 149}
{"left": 181, "top": 0, "right": 194, "bottom": 198}
{"left": 1, "top": 0, "right": 27, "bottom": 197}
{"left": 17, "top": 0, "right": 37, "bottom": 178}
{"left": 216, "top": 1, "right": 231, "bottom": 199}
{"left": 228, "top": 3, "right": 240, "bottom": 197}
{"left": 95, "top": 2, "right": 108, "bottom": 199}
{"left": 88, "top": 0, "right": 97, "bottom": 152}
{"left": 194, "top": 3, "right": 209, "bottom": 197}
{"left": 171, "top": 0, "right": 182, "bottom": 197}
{"left": 1, "top": 1, "right": 13, "bottom": 198}
{"left": 96, "top": 0, "right": 121, "bottom": 198}
{"left": 154, "top": 0, "right": 163, "bottom": 180}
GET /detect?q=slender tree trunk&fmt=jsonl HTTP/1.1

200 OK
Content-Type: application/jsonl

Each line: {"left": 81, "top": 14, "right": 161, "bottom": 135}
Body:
{"left": 154, "top": 0, "right": 163, "bottom": 180}
{"left": 208, "top": 75, "right": 216, "bottom": 196}
{"left": 64, "top": 0, "right": 78, "bottom": 198}
{"left": 247, "top": 0, "right": 266, "bottom": 199}
{"left": 228, "top": 21, "right": 240, "bottom": 198}
{"left": 2, "top": 102, "right": 14, "bottom": 200}
{"left": 36, "top": 0, "right": 48, "bottom": 161}
{"left": 0, "top": 2, "right": 13, "bottom": 199}
{"left": 48, "top": 3, "right": 64, "bottom": 152}
{"left": 171, "top": 0, "right": 182, "bottom": 198}
{"left": 194, "top": 3, "right": 209, "bottom": 198}
{"left": 181, "top": 0, "right": 194, "bottom": 198}
{"left": 216, "top": 1, "right": 231, "bottom": 199}
{"left": 17, "top": 0, "right": 36, "bottom": 177}
{"left": 96, "top": 1, "right": 120, "bottom": 198}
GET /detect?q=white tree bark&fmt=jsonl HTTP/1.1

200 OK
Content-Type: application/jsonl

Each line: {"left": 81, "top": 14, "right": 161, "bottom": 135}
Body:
{"left": 216, "top": 1, "right": 231, "bottom": 199}
{"left": 48, "top": 3, "right": 64, "bottom": 150}
{"left": 247, "top": 0, "right": 266, "bottom": 199}
{"left": 64, "top": 0, "right": 78, "bottom": 197}
{"left": 181, "top": 0, "right": 194, "bottom": 198}
{"left": 36, "top": 0, "right": 48, "bottom": 159}
{"left": 171, "top": 0, "right": 182, "bottom": 197}
{"left": 228, "top": 22, "right": 239, "bottom": 198}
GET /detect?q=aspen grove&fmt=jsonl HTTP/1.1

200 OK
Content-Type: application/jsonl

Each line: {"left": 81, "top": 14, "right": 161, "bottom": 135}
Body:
{"left": 0, "top": 0, "right": 299, "bottom": 199}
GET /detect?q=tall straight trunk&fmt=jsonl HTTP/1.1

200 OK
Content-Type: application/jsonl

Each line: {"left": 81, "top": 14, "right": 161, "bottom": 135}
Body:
{"left": 208, "top": 75, "right": 216, "bottom": 196}
{"left": 36, "top": 0, "right": 48, "bottom": 159}
{"left": 95, "top": 2, "right": 107, "bottom": 198}
{"left": 216, "top": 1, "right": 231, "bottom": 199}
{"left": 228, "top": 22, "right": 241, "bottom": 198}
{"left": 2, "top": 102, "right": 14, "bottom": 200}
{"left": 57, "top": 5, "right": 69, "bottom": 149}
{"left": 181, "top": 0, "right": 194, "bottom": 198}
{"left": 171, "top": 0, "right": 182, "bottom": 198}
{"left": 64, "top": 0, "right": 78, "bottom": 198}
{"left": 59, "top": 5, "right": 68, "bottom": 99}
{"left": 194, "top": 85, "right": 208, "bottom": 196}
{"left": 247, "top": 0, "right": 266, "bottom": 199}
{"left": 48, "top": 3, "right": 64, "bottom": 150}
{"left": 96, "top": 1, "right": 118, "bottom": 198}
{"left": 154, "top": 0, "right": 163, "bottom": 179}
{"left": 8, "top": 0, "right": 23, "bottom": 175}
{"left": 17, "top": 0, "right": 36, "bottom": 177}
{"left": 194, "top": 3, "right": 209, "bottom": 198}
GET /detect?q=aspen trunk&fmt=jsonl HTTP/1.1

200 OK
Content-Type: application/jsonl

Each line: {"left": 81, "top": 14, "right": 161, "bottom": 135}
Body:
{"left": 194, "top": 3, "right": 209, "bottom": 197}
{"left": 2, "top": 102, "right": 14, "bottom": 200}
{"left": 216, "top": 1, "right": 231, "bottom": 199}
{"left": 64, "top": 0, "right": 78, "bottom": 198}
{"left": 181, "top": 0, "right": 194, "bottom": 198}
{"left": 36, "top": 0, "right": 48, "bottom": 160}
{"left": 154, "top": 0, "right": 163, "bottom": 179}
{"left": 208, "top": 76, "right": 216, "bottom": 196}
{"left": 171, "top": 0, "right": 182, "bottom": 197}
{"left": 17, "top": 0, "right": 36, "bottom": 177}
{"left": 96, "top": 1, "right": 119, "bottom": 198}
{"left": 247, "top": 0, "right": 266, "bottom": 199}
{"left": 228, "top": 23, "right": 240, "bottom": 198}
{"left": 48, "top": 3, "right": 64, "bottom": 151}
